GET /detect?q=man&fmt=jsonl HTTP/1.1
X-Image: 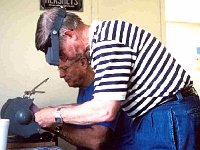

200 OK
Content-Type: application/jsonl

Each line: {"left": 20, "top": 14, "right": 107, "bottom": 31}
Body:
{"left": 49, "top": 55, "right": 133, "bottom": 149}
{"left": 35, "top": 8, "right": 200, "bottom": 149}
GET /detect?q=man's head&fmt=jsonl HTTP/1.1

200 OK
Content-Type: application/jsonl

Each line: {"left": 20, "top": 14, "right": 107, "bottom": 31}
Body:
{"left": 58, "top": 54, "right": 94, "bottom": 88}
{"left": 35, "top": 8, "right": 90, "bottom": 66}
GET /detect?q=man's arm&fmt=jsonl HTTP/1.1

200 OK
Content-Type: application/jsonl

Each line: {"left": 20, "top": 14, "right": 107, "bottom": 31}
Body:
{"left": 35, "top": 99, "right": 121, "bottom": 127}
{"left": 51, "top": 124, "right": 113, "bottom": 150}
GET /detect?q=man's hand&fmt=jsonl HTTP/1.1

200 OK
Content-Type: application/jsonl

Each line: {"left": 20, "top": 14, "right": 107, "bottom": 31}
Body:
{"left": 30, "top": 103, "right": 40, "bottom": 114}
{"left": 35, "top": 107, "right": 56, "bottom": 127}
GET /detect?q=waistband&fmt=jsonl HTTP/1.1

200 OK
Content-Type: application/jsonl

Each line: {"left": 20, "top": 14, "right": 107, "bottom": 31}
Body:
{"left": 165, "top": 85, "right": 198, "bottom": 102}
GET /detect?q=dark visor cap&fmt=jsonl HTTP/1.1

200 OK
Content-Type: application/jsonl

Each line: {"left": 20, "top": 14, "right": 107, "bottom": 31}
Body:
{"left": 37, "top": 8, "right": 66, "bottom": 66}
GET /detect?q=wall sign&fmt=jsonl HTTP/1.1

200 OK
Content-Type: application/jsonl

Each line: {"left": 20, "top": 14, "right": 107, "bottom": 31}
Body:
{"left": 40, "top": 0, "right": 83, "bottom": 12}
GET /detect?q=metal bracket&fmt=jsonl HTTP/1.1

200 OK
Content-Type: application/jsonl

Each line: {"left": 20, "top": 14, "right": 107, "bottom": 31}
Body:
{"left": 24, "top": 78, "right": 49, "bottom": 97}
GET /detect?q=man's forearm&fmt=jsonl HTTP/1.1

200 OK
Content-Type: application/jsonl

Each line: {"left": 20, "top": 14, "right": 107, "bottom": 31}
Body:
{"left": 35, "top": 100, "right": 121, "bottom": 127}
{"left": 61, "top": 99, "right": 121, "bottom": 125}
{"left": 50, "top": 124, "right": 112, "bottom": 150}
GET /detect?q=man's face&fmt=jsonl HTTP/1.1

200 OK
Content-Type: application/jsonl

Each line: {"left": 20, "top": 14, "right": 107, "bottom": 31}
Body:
{"left": 58, "top": 29, "right": 88, "bottom": 87}
{"left": 58, "top": 57, "right": 85, "bottom": 87}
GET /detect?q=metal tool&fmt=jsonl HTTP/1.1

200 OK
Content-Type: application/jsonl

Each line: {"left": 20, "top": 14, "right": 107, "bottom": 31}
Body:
{"left": 24, "top": 78, "right": 49, "bottom": 97}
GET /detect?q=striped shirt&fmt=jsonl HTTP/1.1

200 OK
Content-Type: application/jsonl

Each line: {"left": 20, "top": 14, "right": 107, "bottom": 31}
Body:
{"left": 89, "top": 20, "right": 192, "bottom": 119}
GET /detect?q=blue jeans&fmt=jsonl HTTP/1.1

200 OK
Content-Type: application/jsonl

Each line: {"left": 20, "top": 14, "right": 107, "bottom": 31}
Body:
{"left": 131, "top": 94, "right": 200, "bottom": 150}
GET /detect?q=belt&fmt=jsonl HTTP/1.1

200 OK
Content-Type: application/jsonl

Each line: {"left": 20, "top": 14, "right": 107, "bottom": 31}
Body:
{"left": 179, "top": 85, "right": 198, "bottom": 97}
{"left": 165, "top": 85, "right": 198, "bottom": 101}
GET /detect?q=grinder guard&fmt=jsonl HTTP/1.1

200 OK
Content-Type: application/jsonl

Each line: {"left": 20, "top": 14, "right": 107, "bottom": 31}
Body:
{"left": 1, "top": 97, "right": 41, "bottom": 138}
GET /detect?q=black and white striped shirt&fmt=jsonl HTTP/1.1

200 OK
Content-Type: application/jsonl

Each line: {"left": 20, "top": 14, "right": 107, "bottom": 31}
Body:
{"left": 89, "top": 20, "right": 192, "bottom": 119}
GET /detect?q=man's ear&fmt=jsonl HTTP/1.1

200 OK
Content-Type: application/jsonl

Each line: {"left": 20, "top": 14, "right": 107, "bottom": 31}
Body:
{"left": 80, "top": 57, "right": 88, "bottom": 68}
{"left": 63, "top": 29, "right": 74, "bottom": 38}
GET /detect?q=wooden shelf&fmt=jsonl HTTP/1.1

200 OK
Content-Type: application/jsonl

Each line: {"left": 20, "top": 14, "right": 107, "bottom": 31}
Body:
{"left": 7, "top": 142, "right": 56, "bottom": 149}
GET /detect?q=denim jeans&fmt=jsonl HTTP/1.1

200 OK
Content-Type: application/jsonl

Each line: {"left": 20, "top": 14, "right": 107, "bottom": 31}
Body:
{"left": 131, "top": 94, "right": 200, "bottom": 150}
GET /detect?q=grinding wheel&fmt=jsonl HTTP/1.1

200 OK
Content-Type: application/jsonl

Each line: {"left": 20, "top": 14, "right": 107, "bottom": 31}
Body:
{"left": 1, "top": 97, "right": 41, "bottom": 138}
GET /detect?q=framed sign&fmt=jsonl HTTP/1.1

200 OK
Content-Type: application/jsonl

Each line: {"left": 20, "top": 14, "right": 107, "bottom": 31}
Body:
{"left": 40, "top": 0, "right": 83, "bottom": 12}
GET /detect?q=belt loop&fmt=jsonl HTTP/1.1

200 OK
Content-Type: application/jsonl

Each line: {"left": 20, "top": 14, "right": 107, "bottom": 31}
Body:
{"left": 176, "top": 91, "right": 183, "bottom": 102}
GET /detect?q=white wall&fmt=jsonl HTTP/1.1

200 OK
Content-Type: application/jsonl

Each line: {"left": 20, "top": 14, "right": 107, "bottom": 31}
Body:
{"left": 166, "top": 23, "right": 200, "bottom": 93}
{"left": 92, "top": 0, "right": 165, "bottom": 42}
{"left": 165, "top": 0, "right": 200, "bottom": 93}
{"left": 165, "top": 0, "right": 200, "bottom": 23}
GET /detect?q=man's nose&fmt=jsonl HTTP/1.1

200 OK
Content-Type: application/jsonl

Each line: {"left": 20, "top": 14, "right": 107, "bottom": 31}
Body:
{"left": 59, "top": 69, "right": 66, "bottom": 78}
{"left": 59, "top": 60, "right": 65, "bottom": 78}
{"left": 59, "top": 65, "right": 66, "bottom": 79}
